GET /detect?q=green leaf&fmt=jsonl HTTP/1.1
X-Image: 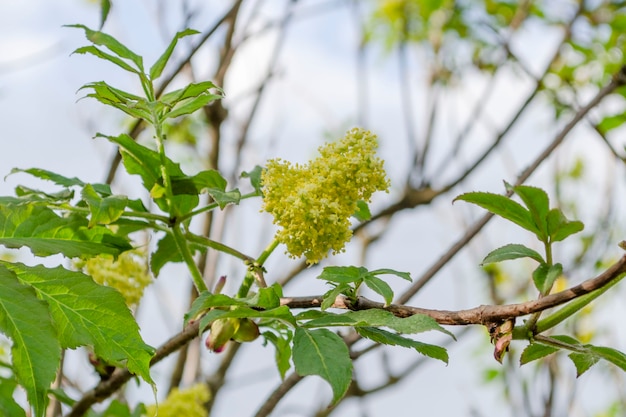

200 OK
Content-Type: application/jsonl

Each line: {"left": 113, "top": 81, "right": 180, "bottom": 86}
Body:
{"left": 149, "top": 29, "right": 199, "bottom": 80}
{"left": 0, "top": 377, "right": 27, "bottom": 417}
{"left": 546, "top": 208, "right": 584, "bottom": 242}
{"left": 189, "top": 170, "right": 241, "bottom": 208}
{"left": 165, "top": 93, "right": 223, "bottom": 119}
{"left": 150, "top": 232, "right": 205, "bottom": 277}
{"left": 245, "top": 286, "right": 281, "bottom": 309}
{"left": 352, "top": 200, "right": 371, "bottom": 222}
{"left": 568, "top": 352, "right": 599, "bottom": 377}
{"left": 198, "top": 306, "right": 296, "bottom": 331}
{"left": 99, "top": 0, "right": 111, "bottom": 30}
{"left": 81, "top": 184, "right": 128, "bottom": 227}
{"left": 240, "top": 166, "right": 263, "bottom": 195}
{"left": 99, "top": 133, "right": 199, "bottom": 215}
{"left": 597, "top": 113, "right": 626, "bottom": 134}
{"left": 356, "top": 326, "right": 448, "bottom": 364}
{"left": 482, "top": 243, "right": 544, "bottom": 265}
{"left": 520, "top": 342, "right": 558, "bottom": 365}
{"left": 0, "top": 203, "right": 132, "bottom": 259}
{"left": 262, "top": 330, "right": 293, "bottom": 379}
{"left": 532, "top": 263, "right": 548, "bottom": 293}
{"left": 0, "top": 265, "right": 61, "bottom": 417}
{"left": 293, "top": 328, "right": 352, "bottom": 404}
{"left": 543, "top": 263, "right": 563, "bottom": 294}
{"left": 80, "top": 81, "right": 151, "bottom": 121}
{"left": 67, "top": 24, "right": 144, "bottom": 71}
{"left": 362, "top": 275, "right": 394, "bottom": 305}
{"left": 511, "top": 184, "right": 550, "bottom": 240}
{"left": 72, "top": 46, "right": 139, "bottom": 75}
{"left": 321, "top": 284, "right": 350, "bottom": 311}
{"left": 5, "top": 263, "right": 155, "bottom": 385}
{"left": 184, "top": 292, "right": 247, "bottom": 325}
{"left": 159, "top": 81, "right": 221, "bottom": 105}
{"left": 454, "top": 191, "right": 538, "bottom": 236}
{"left": 318, "top": 266, "right": 368, "bottom": 284}
{"left": 9, "top": 168, "right": 111, "bottom": 196}
{"left": 14, "top": 186, "right": 74, "bottom": 203}
{"left": 588, "top": 345, "right": 626, "bottom": 372}
{"left": 369, "top": 268, "right": 412, "bottom": 281}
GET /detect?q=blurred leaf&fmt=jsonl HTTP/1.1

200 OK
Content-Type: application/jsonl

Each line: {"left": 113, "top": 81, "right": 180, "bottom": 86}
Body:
{"left": 357, "top": 326, "right": 448, "bottom": 364}
{"left": 99, "top": 0, "right": 111, "bottom": 30}
{"left": 149, "top": 29, "right": 199, "bottom": 80}
{"left": 150, "top": 232, "right": 205, "bottom": 277}
{"left": 0, "top": 377, "right": 27, "bottom": 417}
{"left": 588, "top": 345, "right": 626, "bottom": 372}
{"left": 482, "top": 243, "right": 544, "bottom": 265}
{"left": 293, "top": 328, "right": 352, "bottom": 404}
{"left": 262, "top": 331, "right": 292, "bottom": 379}
{"left": 597, "top": 113, "right": 626, "bottom": 134}
{"left": 184, "top": 292, "right": 247, "bottom": 325}
{"left": 542, "top": 263, "right": 563, "bottom": 294}
{"left": 532, "top": 263, "right": 549, "bottom": 293}
{"left": 198, "top": 306, "right": 296, "bottom": 331}
{"left": 0, "top": 265, "right": 60, "bottom": 417}
{"left": 352, "top": 200, "right": 371, "bottom": 221}
{"left": 454, "top": 192, "right": 538, "bottom": 236}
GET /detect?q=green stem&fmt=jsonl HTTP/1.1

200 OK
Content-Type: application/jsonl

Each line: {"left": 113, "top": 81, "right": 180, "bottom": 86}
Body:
{"left": 172, "top": 225, "right": 208, "bottom": 293}
{"left": 535, "top": 271, "right": 626, "bottom": 334}
{"left": 178, "top": 192, "right": 260, "bottom": 223}
{"left": 185, "top": 233, "right": 254, "bottom": 262}
{"left": 532, "top": 334, "right": 586, "bottom": 353}
{"left": 524, "top": 241, "right": 555, "bottom": 334}
{"left": 256, "top": 238, "right": 280, "bottom": 266}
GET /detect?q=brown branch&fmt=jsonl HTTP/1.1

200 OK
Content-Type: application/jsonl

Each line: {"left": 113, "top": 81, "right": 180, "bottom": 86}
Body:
{"left": 253, "top": 372, "right": 304, "bottom": 417}
{"left": 282, "top": 253, "right": 626, "bottom": 325}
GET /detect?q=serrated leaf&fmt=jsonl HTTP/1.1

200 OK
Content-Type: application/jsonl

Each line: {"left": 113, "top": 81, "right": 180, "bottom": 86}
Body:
{"left": 165, "top": 93, "right": 223, "bottom": 119}
{"left": 293, "top": 328, "right": 352, "bottom": 404}
{"left": 512, "top": 184, "right": 550, "bottom": 240}
{"left": 369, "top": 268, "right": 412, "bottom": 281}
{"left": 14, "top": 186, "right": 74, "bottom": 203}
{"left": 240, "top": 166, "right": 263, "bottom": 195}
{"left": 363, "top": 275, "right": 394, "bottom": 305}
{"left": 189, "top": 170, "right": 240, "bottom": 208}
{"left": 5, "top": 263, "right": 155, "bottom": 385}
{"left": 0, "top": 265, "right": 61, "bottom": 417}
{"left": 81, "top": 184, "right": 128, "bottom": 227}
{"left": 454, "top": 192, "right": 538, "bottom": 236}
{"left": 568, "top": 352, "right": 599, "bottom": 377}
{"left": 67, "top": 24, "right": 144, "bottom": 71}
{"left": 588, "top": 345, "right": 626, "bottom": 372}
{"left": 150, "top": 29, "right": 199, "bottom": 80}
{"left": 80, "top": 82, "right": 151, "bottom": 121}
{"left": 482, "top": 243, "right": 544, "bottom": 265}
{"left": 0, "top": 203, "right": 132, "bottom": 258}
{"left": 356, "top": 326, "right": 448, "bottom": 364}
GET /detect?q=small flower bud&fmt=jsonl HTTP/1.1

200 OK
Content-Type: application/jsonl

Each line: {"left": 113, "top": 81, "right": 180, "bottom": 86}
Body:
{"left": 205, "top": 318, "right": 239, "bottom": 353}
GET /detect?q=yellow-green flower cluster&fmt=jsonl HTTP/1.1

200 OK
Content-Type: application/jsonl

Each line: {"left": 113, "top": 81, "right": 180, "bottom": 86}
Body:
{"left": 145, "top": 383, "right": 211, "bottom": 417}
{"left": 261, "top": 128, "right": 390, "bottom": 264}
{"left": 75, "top": 250, "right": 152, "bottom": 307}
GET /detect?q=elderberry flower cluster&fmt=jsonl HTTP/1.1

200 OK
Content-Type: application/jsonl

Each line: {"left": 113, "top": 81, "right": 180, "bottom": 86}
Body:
{"left": 75, "top": 250, "right": 152, "bottom": 307}
{"left": 145, "top": 383, "right": 210, "bottom": 417}
{"left": 261, "top": 128, "right": 390, "bottom": 264}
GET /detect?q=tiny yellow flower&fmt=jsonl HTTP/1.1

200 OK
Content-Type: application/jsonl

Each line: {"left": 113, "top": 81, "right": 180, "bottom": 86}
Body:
{"left": 75, "top": 249, "right": 152, "bottom": 307}
{"left": 145, "top": 383, "right": 211, "bottom": 417}
{"left": 261, "top": 128, "right": 390, "bottom": 264}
